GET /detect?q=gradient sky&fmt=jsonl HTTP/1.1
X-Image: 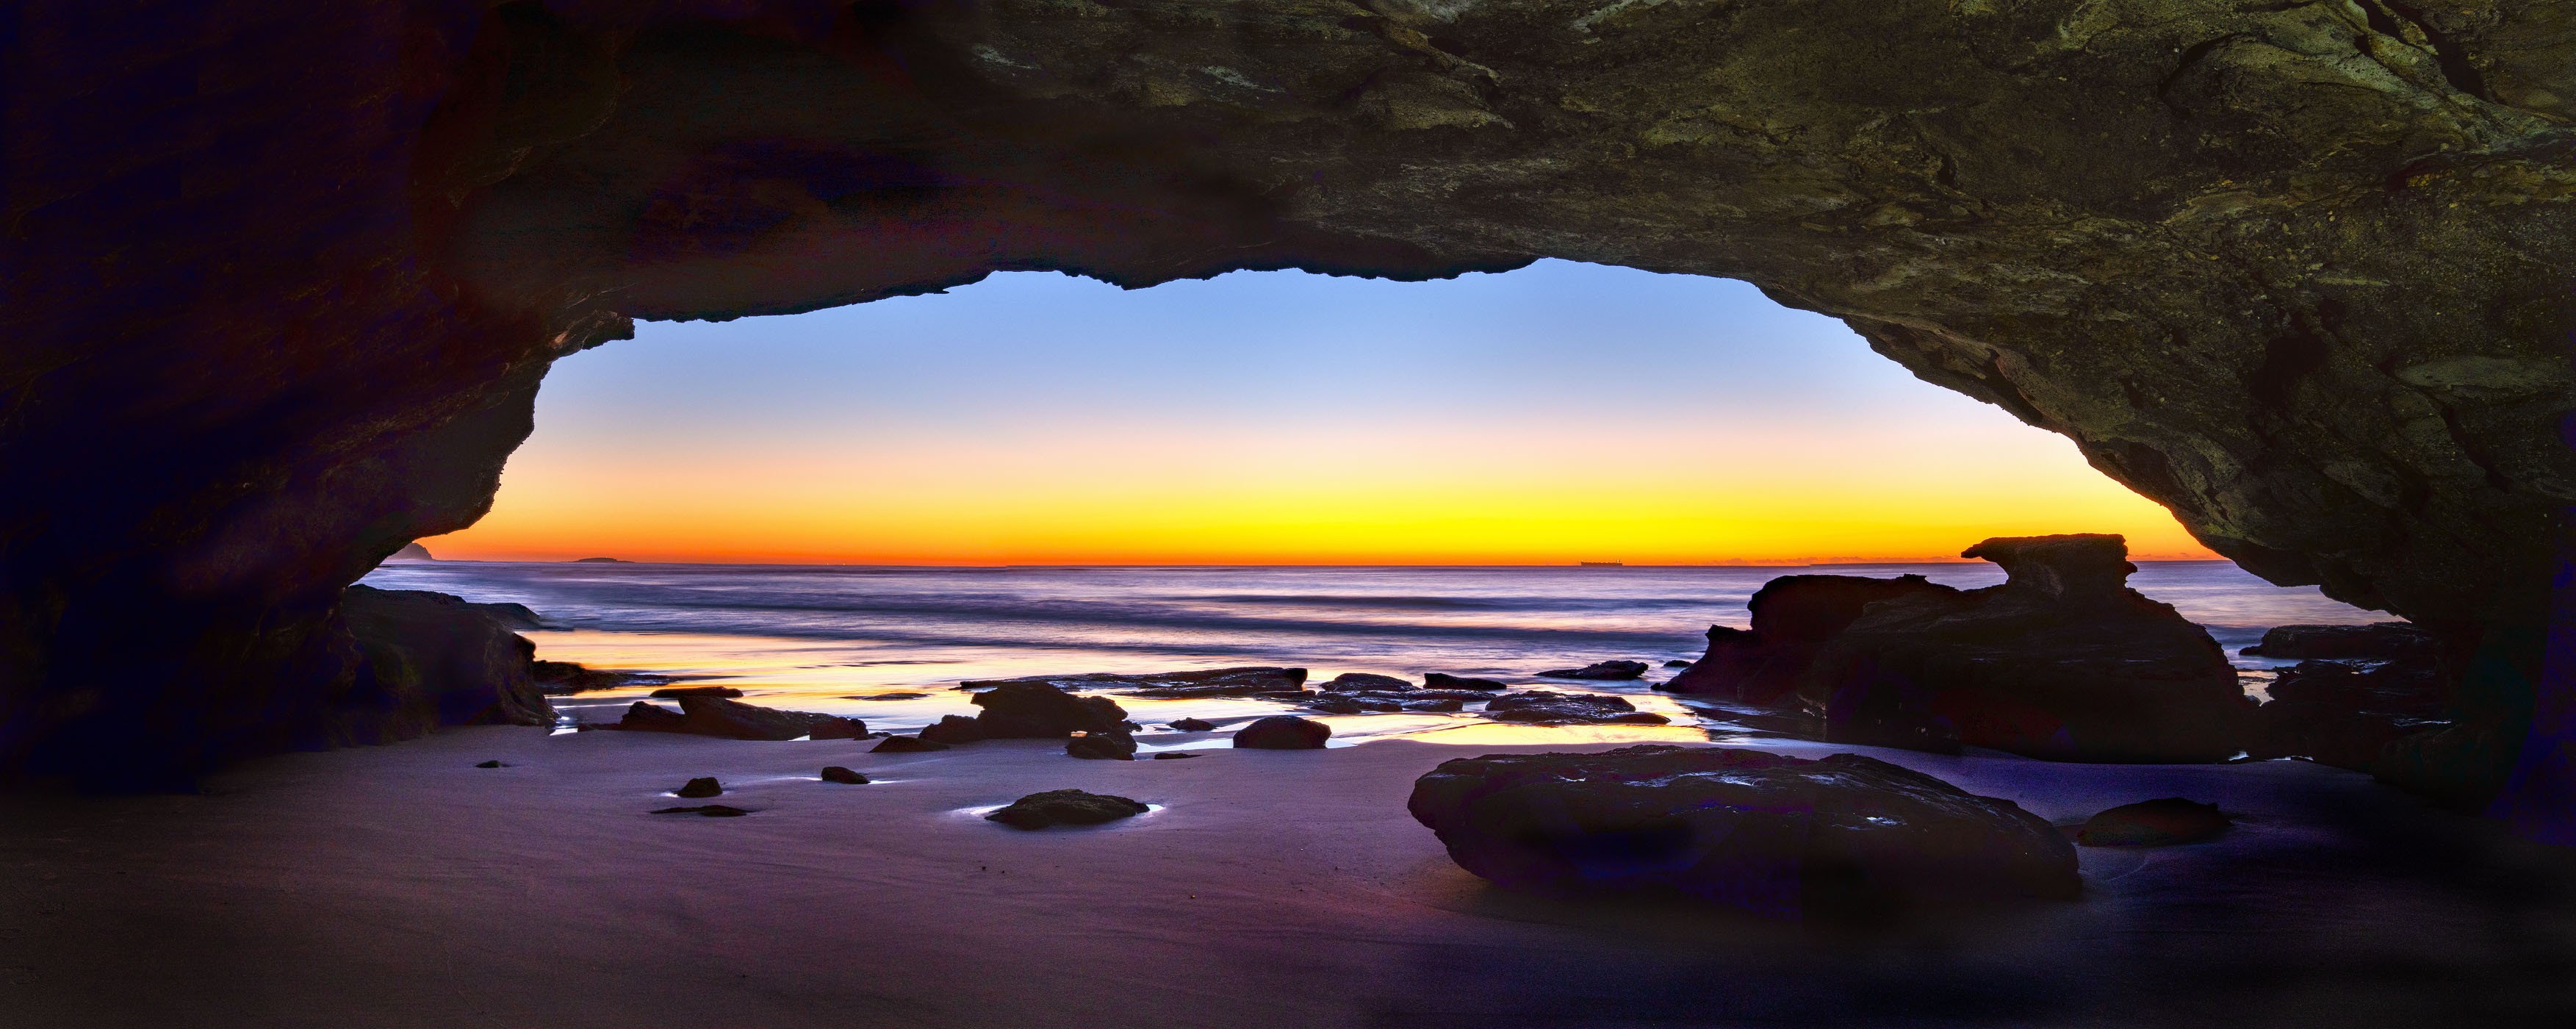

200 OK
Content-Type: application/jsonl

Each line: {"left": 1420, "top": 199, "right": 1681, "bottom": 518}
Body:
{"left": 423, "top": 259, "right": 2217, "bottom": 564}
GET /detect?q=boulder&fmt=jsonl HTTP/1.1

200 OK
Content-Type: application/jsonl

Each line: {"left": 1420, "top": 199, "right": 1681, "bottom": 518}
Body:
{"left": 1231, "top": 715, "right": 1331, "bottom": 750}
{"left": 1322, "top": 673, "right": 1414, "bottom": 692}
{"left": 650, "top": 685, "right": 744, "bottom": 699}
{"left": 917, "top": 714, "right": 989, "bottom": 745}
{"left": 614, "top": 695, "right": 866, "bottom": 741}
{"left": 1423, "top": 673, "right": 1508, "bottom": 691}
{"left": 968, "top": 681, "right": 1130, "bottom": 738}
{"left": 2073, "top": 798, "right": 2231, "bottom": 847}
{"left": 1407, "top": 745, "right": 2079, "bottom": 919}
{"left": 2242, "top": 623, "right": 2445, "bottom": 661}
{"left": 872, "top": 735, "right": 949, "bottom": 753}
{"left": 1066, "top": 731, "right": 1139, "bottom": 761}
{"left": 1167, "top": 718, "right": 1217, "bottom": 732}
{"left": 1538, "top": 660, "right": 1649, "bottom": 681}
{"left": 1482, "top": 692, "right": 1670, "bottom": 725}
{"left": 337, "top": 585, "right": 555, "bottom": 739}
{"left": 985, "top": 789, "right": 1150, "bottom": 829}
{"left": 674, "top": 777, "right": 722, "bottom": 798}
{"left": 819, "top": 766, "right": 868, "bottom": 784}
{"left": 474, "top": 759, "right": 505, "bottom": 768}
{"left": 1662, "top": 575, "right": 1960, "bottom": 704}
{"left": 1800, "top": 534, "right": 2253, "bottom": 763}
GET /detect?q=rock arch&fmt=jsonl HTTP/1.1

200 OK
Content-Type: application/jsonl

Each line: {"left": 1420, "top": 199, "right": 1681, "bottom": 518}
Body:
{"left": 4, "top": 1, "right": 2570, "bottom": 816}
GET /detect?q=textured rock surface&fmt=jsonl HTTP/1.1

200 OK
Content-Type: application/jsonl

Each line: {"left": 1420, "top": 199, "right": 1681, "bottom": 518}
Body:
{"left": 2245, "top": 623, "right": 2448, "bottom": 660}
{"left": 1805, "top": 535, "right": 2255, "bottom": 762}
{"left": 337, "top": 586, "right": 555, "bottom": 736}
{"left": 986, "top": 789, "right": 1149, "bottom": 829}
{"left": 1663, "top": 575, "right": 1960, "bottom": 703}
{"left": 1232, "top": 715, "right": 1332, "bottom": 750}
{"left": 968, "top": 681, "right": 1131, "bottom": 739}
{"left": 614, "top": 695, "right": 866, "bottom": 742}
{"left": 3, "top": 2, "right": 2568, "bottom": 811}
{"left": 1407, "top": 745, "right": 2079, "bottom": 919}
{"left": 1482, "top": 690, "right": 1670, "bottom": 725}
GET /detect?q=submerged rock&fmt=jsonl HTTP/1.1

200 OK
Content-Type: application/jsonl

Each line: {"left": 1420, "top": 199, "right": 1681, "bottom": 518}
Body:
{"left": 986, "top": 789, "right": 1149, "bottom": 829}
{"left": 2073, "top": 798, "right": 2231, "bottom": 847}
{"left": 965, "top": 667, "right": 1306, "bottom": 700}
{"left": 1322, "top": 673, "right": 1414, "bottom": 692}
{"left": 1803, "top": 534, "right": 2253, "bottom": 763}
{"left": 1663, "top": 575, "right": 1960, "bottom": 704}
{"left": 1538, "top": 660, "right": 1649, "bottom": 681}
{"left": 1423, "top": 673, "right": 1508, "bottom": 691}
{"left": 1167, "top": 717, "right": 1217, "bottom": 732}
{"left": 1482, "top": 691, "right": 1669, "bottom": 725}
{"left": 674, "top": 776, "right": 722, "bottom": 798}
{"left": 614, "top": 695, "right": 867, "bottom": 742}
{"left": 1232, "top": 715, "right": 1331, "bottom": 750}
{"left": 1066, "top": 731, "right": 1139, "bottom": 761}
{"left": 917, "top": 714, "right": 989, "bottom": 745}
{"left": 652, "top": 805, "right": 751, "bottom": 817}
{"left": 968, "top": 681, "right": 1130, "bottom": 738}
{"left": 1408, "top": 745, "right": 2078, "bottom": 919}
{"left": 819, "top": 766, "right": 868, "bottom": 784}
{"left": 2242, "top": 623, "right": 2444, "bottom": 661}
{"left": 872, "top": 735, "right": 949, "bottom": 753}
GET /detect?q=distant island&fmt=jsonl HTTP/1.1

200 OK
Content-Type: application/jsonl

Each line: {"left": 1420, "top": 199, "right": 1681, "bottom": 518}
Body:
{"left": 386, "top": 542, "right": 434, "bottom": 562}
{"left": 571, "top": 556, "right": 631, "bottom": 563}
{"left": 1578, "top": 562, "right": 1623, "bottom": 567}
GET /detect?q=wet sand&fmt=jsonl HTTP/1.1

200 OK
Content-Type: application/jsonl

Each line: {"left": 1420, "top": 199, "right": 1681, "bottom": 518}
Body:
{"left": 5, "top": 728, "right": 2572, "bottom": 1028}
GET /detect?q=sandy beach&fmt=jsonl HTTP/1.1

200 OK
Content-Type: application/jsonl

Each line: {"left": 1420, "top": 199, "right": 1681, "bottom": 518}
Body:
{"left": 6, "top": 728, "right": 2572, "bottom": 1028}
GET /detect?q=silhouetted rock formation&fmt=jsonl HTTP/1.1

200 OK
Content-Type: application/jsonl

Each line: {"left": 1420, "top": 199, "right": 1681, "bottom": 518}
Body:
{"left": 530, "top": 660, "right": 654, "bottom": 695}
{"left": 2250, "top": 657, "right": 2453, "bottom": 772}
{"left": 1408, "top": 745, "right": 2078, "bottom": 919}
{"left": 819, "top": 766, "right": 868, "bottom": 785}
{"left": 336, "top": 586, "right": 554, "bottom": 742}
{"left": 987, "top": 789, "right": 1148, "bottom": 829}
{"left": 1066, "top": 731, "right": 1139, "bottom": 761}
{"left": 2075, "top": 799, "right": 2231, "bottom": 847}
{"left": 5, "top": 3, "right": 2565, "bottom": 819}
{"left": 1166, "top": 718, "right": 1216, "bottom": 732}
{"left": 1232, "top": 716, "right": 1331, "bottom": 750}
{"left": 2243, "top": 623, "right": 2445, "bottom": 661}
{"left": 961, "top": 667, "right": 1307, "bottom": 700}
{"left": 384, "top": 542, "right": 436, "bottom": 562}
{"left": 1482, "top": 692, "right": 1671, "bottom": 726}
{"left": 1423, "top": 674, "right": 1508, "bottom": 692}
{"left": 614, "top": 695, "right": 866, "bottom": 742}
{"left": 1321, "top": 673, "right": 1412, "bottom": 692}
{"left": 1801, "top": 535, "right": 2253, "bottom": 763}
{"left": 1663, "top": 575, "right": 1960, "bottom": 704}
{"left": 649, "top": 686, "right": 743, "bottom": 699}
{"left": 1538, "top": 660, "right": 1649, "bottom": 681}
{"left": 968, "top": 681, "right": 1130, "bottom": 739}
{"left": 871, "top": 736, "right": 949, "bottom": 753}
{"left": 674, "top": 777, "right": 722, "bottom": 799}
{"left": 916, "top": 714, "right": 988, "bottom": 745}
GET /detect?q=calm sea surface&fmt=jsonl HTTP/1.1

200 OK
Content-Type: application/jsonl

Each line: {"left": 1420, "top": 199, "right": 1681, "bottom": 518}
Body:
{"left": 360, "top": 561, "right": 2382, "bottom": 749}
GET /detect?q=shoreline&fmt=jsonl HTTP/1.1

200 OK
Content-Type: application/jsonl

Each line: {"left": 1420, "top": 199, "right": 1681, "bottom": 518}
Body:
{"left": 7, "top": 728, "right": 2572, "bottom": 1027}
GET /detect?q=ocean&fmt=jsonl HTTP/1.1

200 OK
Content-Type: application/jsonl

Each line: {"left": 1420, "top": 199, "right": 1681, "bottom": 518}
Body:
{"left": 359, "top": 561, "right": 2383, "bottom": 750}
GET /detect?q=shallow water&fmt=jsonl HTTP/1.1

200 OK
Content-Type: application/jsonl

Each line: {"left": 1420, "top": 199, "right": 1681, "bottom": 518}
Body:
{"left": 361, "top": 561, "right": 2381, "bottom": 746}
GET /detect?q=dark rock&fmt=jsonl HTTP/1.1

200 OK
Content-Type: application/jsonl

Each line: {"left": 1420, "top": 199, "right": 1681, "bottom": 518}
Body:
{"left": 2242, "top": 623, "right": 2445, "bottom": 661}
{"left": 2269, "top": 659, "right": 2448, "bottom": 719}
{"left": 1663, "top": 575, "right": 1961, "bottom": 703}
{"left": 968, "top": 681, "right": 1130, "bottom": 738}
{"left": 1322, "top": 673, "right": 1414, "bottom": 692}
{"left": 467, "top": 601, "right": 546, "bottom": 632}
{"left": 1152, "top": 753, "right": 1197, "bottom": 760}
{"left": 385, "top": 542, "right": 436, "bottom": 562}
{"left": 819, "top": 765, "right": 868, "bottom": 784}
{"left": 614, "top": 695, "right": 866, "bottom": 742}
{"left": 917, "top": 714, "right": 989, "bottom": 745}
{"left": 1232, "top": 716, "right": 1331, "bottom": 750}
{"left": 1066, "top": 731, "right": 1139, "bottom": 761}
{"left": 843, "top": 692, "right": 932, "bottom": 701}
{"left": 1408, "top": 745, "right": 2079, "bottom": 918}
{"left": 1663, "top": 660, "right": 1694, "bottom": 669}
{"left": 872, "top": 736, "right": 949, "bottom": 753}
{"left": 650, "top": 685, "right": 745, "bottom": 698}
{"left": 1483, "top": 691, "right": 1671, "bottom": 725}
{"left": 964, "top": 667, "right": 1306, "bottom": 700}
{"left": 573, "top": 557, "right": 629, "bottom": 563}
{"left": 652, "top": 805, "right": 750, "bottom": 817}
{"left": 1306, "top": 693, "right": 1464, "bottom": 714}
{"left": 1167, "top": 718, "right": 1217, "bottom": 732}
{"left": 1802, "top": 535, "right": 2253, "bottom": 763}
{"left": 1423, "top": 673, "right": 1508, "bottom": 691}
{"left": 2073, "top": 798, "right": 2231, "bottom": 847}
{"left": 1538, "top": 660, "right": 1650, "bottom": 681}
{"left": 530, "top": 659, "right": 652, "bottom": 695}
{"left": 337, "top": 586, "right": 555, "bottom": 737}
{"left": 674, "top": 776, "right": 722, "bottom": 798}
{"left": 985, "top": 789, "right": 1149, "bottom": 829}
{"left": 474, "top": 759, "right": 505, "bottom": 768}
{"left": 2248, "top": 698, "right": 2423, "bottom": 771}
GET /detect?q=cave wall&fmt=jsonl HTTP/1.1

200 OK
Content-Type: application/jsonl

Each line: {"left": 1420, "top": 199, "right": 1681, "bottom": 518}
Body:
{"left": 4, "top": 1, "right": 2571, "bottom": 805}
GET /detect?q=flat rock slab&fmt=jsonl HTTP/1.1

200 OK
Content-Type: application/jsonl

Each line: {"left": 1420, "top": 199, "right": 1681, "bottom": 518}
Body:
{"left": 1304, "top": 693, "right": 1463, "bottom": 714}
{"left": 1422, "top": 673, "right": 1508, "bottom": 691}
{"left": 1321, "top": 673, "right": 1414, "bottom": 692}
{"left": 964, "top": 667, "right": 1306, "bottom": 700}
{"left": 616, "top": 696, "right": 866, "bottom": 742}
{"left": 986, "top": 789, "right": 1149, "bottom": 829}
{"left": 1482, "top": 691, "right": 1670, "bottom": 725}
{"left": 2074, "top": 798, "right": 2231, "bottom": 847}
{"left": 1538, "top": 660, "right": 1649, "bottom": 680}
{"left": 1408, "top": 745, "right": 2078, "bottom": 919}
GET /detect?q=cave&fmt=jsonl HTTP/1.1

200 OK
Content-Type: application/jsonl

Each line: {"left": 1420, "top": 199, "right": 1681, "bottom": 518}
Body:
{"left": 5, "top": 1, "right": 2572, "bottom": 834}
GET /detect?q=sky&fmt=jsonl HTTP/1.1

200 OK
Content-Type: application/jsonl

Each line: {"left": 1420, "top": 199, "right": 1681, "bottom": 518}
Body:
{"left": 422, "top": 259, "right": 2218, "bottom": 565}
